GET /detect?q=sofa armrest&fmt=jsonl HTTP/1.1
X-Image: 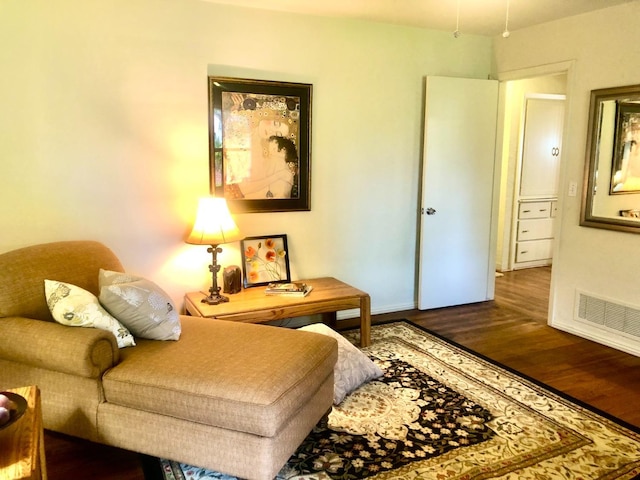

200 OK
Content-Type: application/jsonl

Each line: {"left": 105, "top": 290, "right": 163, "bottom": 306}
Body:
{"left": 0, "top": 317, "right": 120, "bottom": 378}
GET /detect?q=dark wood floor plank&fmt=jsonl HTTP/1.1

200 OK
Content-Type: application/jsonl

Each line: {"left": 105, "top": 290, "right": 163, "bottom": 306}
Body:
{"left": 42, "top": 266, "right": 640, "bottom": 479}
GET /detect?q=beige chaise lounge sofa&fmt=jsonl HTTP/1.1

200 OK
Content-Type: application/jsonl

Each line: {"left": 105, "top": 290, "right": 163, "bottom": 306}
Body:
{"left": 0, "top": 241, "right": 338, "bottom": 480}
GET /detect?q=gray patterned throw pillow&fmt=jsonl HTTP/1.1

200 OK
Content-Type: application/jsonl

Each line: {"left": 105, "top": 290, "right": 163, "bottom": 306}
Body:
{"left": 98, "top": 269, "right": 181, "bottom": 341}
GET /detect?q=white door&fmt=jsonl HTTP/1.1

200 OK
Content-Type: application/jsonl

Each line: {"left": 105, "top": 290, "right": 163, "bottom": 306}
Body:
{"left": 519, "top": 97, "right": 565, "bottom": 197}
{"left": 418, "top": 76, "right": 499, "bottom": 310}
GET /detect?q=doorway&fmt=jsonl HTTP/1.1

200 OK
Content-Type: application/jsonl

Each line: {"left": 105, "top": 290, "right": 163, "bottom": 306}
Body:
{"left": 495, "top": 63, "right": 572, "bottom": 318}
{"left": 496, "top": 74, "right": 567, "bottom": 272}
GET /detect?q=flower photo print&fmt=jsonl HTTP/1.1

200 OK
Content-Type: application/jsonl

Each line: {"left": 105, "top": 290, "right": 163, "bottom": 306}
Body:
{"left": 240, "top": 234, "right": 291, "bottom": 287}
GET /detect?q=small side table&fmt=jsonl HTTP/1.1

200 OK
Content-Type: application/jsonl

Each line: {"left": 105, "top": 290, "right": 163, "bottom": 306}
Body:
{"left": 185, "top": 277, "right": 371, "bottom": 347}
{"left": 0, "top": 386, "right": 47, "bottom": 480}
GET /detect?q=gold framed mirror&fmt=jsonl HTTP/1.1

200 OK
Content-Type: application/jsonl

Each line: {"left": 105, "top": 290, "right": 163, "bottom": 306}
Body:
{"left": 581, "top": 84, "right": 640, "bottom": 233}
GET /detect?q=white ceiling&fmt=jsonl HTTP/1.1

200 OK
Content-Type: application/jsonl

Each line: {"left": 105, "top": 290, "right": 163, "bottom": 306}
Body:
{"left": 202, "top": 0, "right": 635, "bottom": 36}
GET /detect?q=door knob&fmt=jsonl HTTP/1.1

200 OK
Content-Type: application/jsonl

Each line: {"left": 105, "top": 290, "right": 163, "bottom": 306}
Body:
{"left": 424, "top": 207, "right": 436, "bottom": 215}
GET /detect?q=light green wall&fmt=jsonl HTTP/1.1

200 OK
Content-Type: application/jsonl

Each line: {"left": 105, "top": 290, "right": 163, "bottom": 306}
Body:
{"left": 493, "top": 1, "right": 640, "bottom": 355}
{"left": 0, "top": 0, "right": 493, "bottom": 312}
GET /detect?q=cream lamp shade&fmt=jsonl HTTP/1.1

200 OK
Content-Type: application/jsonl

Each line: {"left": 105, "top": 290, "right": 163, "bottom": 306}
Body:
{"left": 186, "top": 197, "right": 242, "bottom": 246}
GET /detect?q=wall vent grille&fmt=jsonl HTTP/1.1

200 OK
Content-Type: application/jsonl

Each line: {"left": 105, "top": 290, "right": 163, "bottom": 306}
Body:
{"left": 577, "top": 292, "right": 640, "bottom": 339}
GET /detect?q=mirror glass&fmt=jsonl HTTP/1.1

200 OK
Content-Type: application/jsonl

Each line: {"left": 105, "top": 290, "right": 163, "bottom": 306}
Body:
{"left": 581, "top": 84, "right": 640, "bottom": 233}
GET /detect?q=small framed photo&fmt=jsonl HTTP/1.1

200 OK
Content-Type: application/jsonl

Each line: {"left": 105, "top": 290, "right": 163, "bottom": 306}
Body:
{"left": 240, "top": 234, "right": 291, "bottom": 288}
{"left": 208, "top": 76, "right": 312, "bottom": 213}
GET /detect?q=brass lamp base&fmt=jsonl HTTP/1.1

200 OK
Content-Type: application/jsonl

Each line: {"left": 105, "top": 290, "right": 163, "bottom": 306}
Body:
{"left": 201, "top": 292, "right": 229, "bottom": 305}
{"left": 201, "top": 244, "right": 229, "bottom": 305}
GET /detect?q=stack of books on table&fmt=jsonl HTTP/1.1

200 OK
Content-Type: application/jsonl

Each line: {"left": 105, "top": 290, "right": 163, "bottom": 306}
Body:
{"left": 265, "top": 282, "right": 313, "bottom": 297}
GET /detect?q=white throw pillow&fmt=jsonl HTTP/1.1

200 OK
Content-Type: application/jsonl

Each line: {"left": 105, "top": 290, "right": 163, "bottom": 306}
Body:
{"left": 299, "top": 323, "right": 383, "bottom": 404}
{"left": 98, "top": 269, "right": 181, "bottom": 341}
{"left": 44, "top": 279, "right": 136, "bottom": 348}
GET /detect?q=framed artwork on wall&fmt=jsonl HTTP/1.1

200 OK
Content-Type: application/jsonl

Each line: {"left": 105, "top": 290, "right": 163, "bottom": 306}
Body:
{"left": 208, "top": 76, "right": 312, "bottom": 213}
{"left": 610, "top": 101, "right": 640, "bottom": 194}
{"left": 240, "top": 234, "right": 291, "bottom": 288}
{"left": 620, "top": 208, "right": 640, "bottom": 217}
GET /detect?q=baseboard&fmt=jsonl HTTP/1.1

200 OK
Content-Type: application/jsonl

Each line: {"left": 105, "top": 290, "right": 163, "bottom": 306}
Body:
{"left": 336, "top": 302, "right": 416, "bottom": 321}
{"left": 550, "top": 320, "right": 640, "bottom": 357}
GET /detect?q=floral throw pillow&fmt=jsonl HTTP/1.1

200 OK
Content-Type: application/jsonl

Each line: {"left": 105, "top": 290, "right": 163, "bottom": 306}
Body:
{"left": 44, "top": 279, "right": 136, "bottom": 348}
{"left": 98, "top": 269, "right": 181, "bottom": 341}
{"left": 299, "top": 322, "right": 383, "bottom": 404}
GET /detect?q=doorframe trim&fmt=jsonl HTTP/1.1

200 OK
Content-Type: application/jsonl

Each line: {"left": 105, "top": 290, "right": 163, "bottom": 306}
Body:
{"left": 494, "top": 60, "right": 576, "bottom": 327}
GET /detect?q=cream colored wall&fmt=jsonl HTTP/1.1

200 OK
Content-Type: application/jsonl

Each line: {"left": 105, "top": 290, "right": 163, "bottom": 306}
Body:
{"left": 0, "top": 0, "right": 492, "bottom": 314}
{"left": 494, "top": 1, "right": 640, "bottom": 355}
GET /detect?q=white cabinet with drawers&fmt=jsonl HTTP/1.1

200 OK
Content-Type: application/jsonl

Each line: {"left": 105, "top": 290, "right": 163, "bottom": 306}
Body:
{"left": 503, "top": 95, "right": 564, "bottom": 271}
{"left": 513, "top": 199, "right": 556, "bottom": 268}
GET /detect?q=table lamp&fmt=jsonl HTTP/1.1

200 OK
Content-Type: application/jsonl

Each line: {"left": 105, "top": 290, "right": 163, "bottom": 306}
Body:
{"left": 186, "top": 197, "right": 243, "bottom": 305}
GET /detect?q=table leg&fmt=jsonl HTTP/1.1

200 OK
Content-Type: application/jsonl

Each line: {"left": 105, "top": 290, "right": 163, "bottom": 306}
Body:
{"left": 322, "top": 312, "right": 338, "bottom": 329}
{"left": 359, "top": 294, "right": 371, "bottom": 347}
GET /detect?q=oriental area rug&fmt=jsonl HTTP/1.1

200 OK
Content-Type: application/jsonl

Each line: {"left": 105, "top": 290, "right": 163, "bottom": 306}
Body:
{"left": 151, "top": 321, "right": 640, "bottom": 480}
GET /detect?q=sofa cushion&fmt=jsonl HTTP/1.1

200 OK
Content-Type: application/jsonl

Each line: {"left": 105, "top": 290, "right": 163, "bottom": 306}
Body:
{"left": 0, "top": 241, "right": 124, "bottom": 322}
{"left": 299, "top": 322, "right": 383, "bottom": 404}
{"left": 45, "top": 279, "right": 136, "bottom": 348}
{"left": 98, "top": 269, "right": 181, "bottom": 341}
{"left": 102, "top": 317, "right": 338, "bottom": 438}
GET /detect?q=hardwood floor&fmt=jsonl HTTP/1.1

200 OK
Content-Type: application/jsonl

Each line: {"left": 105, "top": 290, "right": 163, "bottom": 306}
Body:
{"left": 370, "top": 266, "right": 640, "bottom": 428}
{"left": 42, "top": 266, "right": 640, "bottom": 479}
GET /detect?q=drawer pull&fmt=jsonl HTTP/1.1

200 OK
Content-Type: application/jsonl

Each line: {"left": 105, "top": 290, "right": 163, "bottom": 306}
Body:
{"left": 522, "top": 209, "right": 531, "bottom": 213}
{"left": 521, "top": 230, "right": 529, "bottom": 233}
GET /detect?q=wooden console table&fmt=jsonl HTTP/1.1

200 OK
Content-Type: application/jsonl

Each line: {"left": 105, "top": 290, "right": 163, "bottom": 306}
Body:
{"left": 0, "top": 386, "right": 47, "bottom": 480}
{"left": 185, "top": 277, "right": 371, "bottom": 347}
